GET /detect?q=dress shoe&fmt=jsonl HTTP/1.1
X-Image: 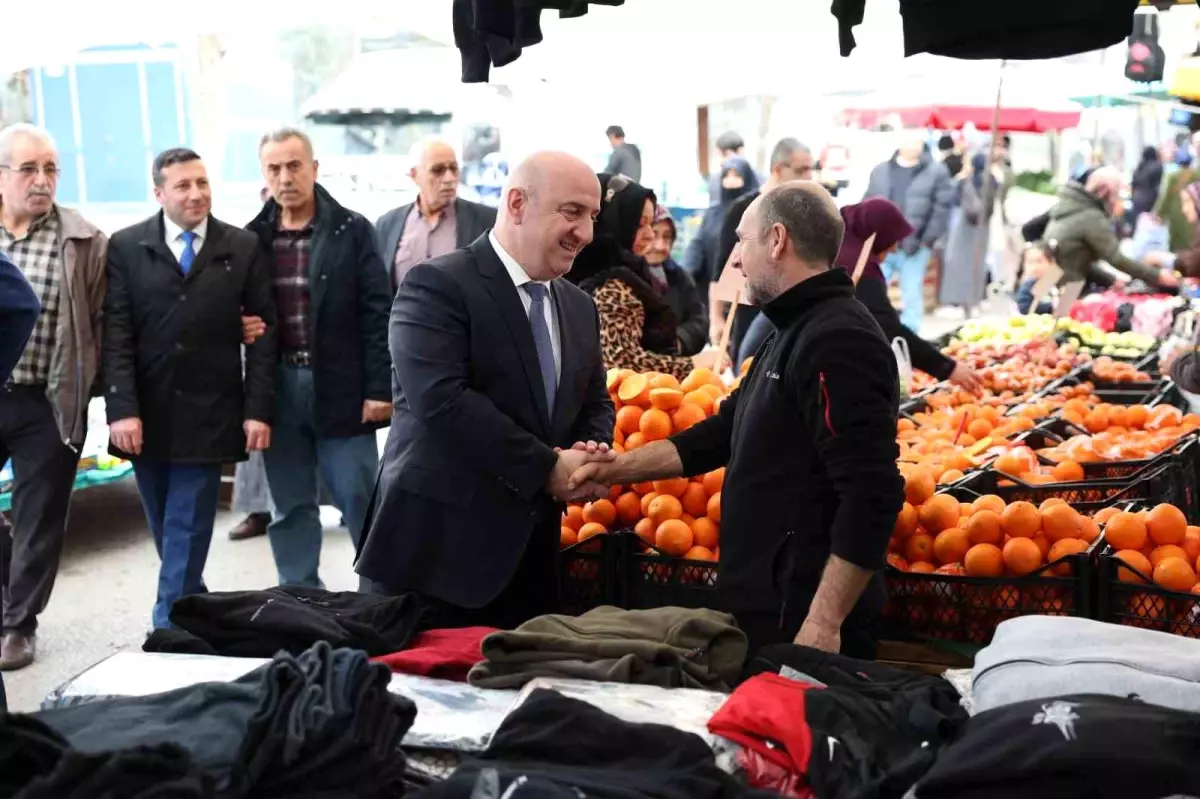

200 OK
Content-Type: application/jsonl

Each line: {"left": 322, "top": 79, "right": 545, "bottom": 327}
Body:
{"left": 0, "top": 632, "right": 35, "bottom": 671}
{"left": 228, "top": 511, "right": 270, "bottom": 541}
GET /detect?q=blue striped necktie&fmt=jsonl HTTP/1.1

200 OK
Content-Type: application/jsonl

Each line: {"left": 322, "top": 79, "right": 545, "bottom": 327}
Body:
{"left": 524, "top": 283, "right": 557, "bottom": 411}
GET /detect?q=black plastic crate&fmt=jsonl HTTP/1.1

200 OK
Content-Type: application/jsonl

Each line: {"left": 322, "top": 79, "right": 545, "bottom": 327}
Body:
{"left": 1095, "top": 545, "right": 1200, "bottom": 638}
{"left": 883, "top": 548, "right": 1094, "bottom": 646}
{"left": 616, "top": 533, "right": 719, "bottom": 610}
{"left": 1033, "top": 418, "right": 1196, "bottom": 481}
{"left": 558, "top": 534, "right": 621, "bottom": 615}
{"left": 953, "top": 463, "right": 1186, "bottom": 517}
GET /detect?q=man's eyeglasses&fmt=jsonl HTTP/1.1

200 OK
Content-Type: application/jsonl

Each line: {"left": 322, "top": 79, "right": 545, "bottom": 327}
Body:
{"left": 0, "top": 164, "right": 61, "bottom": 179}
{"left": 429, "top": 162, "right": 460, "bottom": 178}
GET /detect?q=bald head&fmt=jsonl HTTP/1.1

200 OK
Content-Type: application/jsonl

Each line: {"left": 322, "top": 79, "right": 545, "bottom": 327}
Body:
{"left": 409, "top": 137, "right": 460, "bottom": 214}
{"left": 495, "top": 151, "right": 601, "bottom": 281}
{"left": 898, "top": 132, "right": 927, "bottom": 162}
{"left": 734, "top": 181, "right": 844, "bottom": 305}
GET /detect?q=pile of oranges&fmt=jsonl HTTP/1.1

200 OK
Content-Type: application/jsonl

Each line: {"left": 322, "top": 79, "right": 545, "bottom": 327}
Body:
{"left": 890, "top": 469, "right": 1099, "bottom": 578}
{"left": 1089, "top": 356, "right": 1154, "bottom": 384}
{"left": 559, "top": 367, "right": 729, "bottom": 563}
{"left": 1098, "top": 505, "right": 1200, "bottom": 594}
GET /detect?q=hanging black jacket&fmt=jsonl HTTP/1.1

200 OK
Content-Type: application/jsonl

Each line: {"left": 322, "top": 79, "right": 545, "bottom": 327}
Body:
{"left": 833, "top": 0, "right": 1139, "bottom": 60}
{"left": 670, "top": 269, "right": 904, "bottom": 624}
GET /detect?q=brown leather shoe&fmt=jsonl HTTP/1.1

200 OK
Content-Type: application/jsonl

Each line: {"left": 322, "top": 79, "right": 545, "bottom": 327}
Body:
{"left": 0, "top": 632, "right": 35, "bottom": 671}
{"left": 228, "top": 512, "right": 270, "bottom": 541}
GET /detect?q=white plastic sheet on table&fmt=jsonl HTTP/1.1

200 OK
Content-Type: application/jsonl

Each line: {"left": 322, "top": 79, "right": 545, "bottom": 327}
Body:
{"left": 40, "top": 653, "right": 738, "bottom": 753}
{"left": 40, "top": 651, "right": 518, "bottom": 753}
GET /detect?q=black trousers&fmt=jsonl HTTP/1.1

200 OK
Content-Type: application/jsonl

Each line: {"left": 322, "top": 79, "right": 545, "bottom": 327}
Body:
{"left": 0, "top": 384, "right": 81, "bottom": 634}
{"left": 361, "top": 510, "right": 560, "bottom": 631}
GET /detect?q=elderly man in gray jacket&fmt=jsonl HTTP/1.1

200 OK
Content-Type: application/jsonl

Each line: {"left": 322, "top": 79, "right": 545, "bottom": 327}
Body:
{"left": 864, "top": 132, "right": 955, "bottom": 332}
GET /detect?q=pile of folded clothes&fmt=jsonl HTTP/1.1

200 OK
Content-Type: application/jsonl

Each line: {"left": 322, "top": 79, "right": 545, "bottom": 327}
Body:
{"left": 143, "top": 586, "right": 426, "bottom": 657}
{"left": 1, "top": 713, "right": 214, "bottom": 799}
{"left": 26, "top": 642, "right": 416, "bottom": 798}
{"left": 468, "top": 605, "right": 747, "bottom": 691}
{"left": 410, "top": 688, "right": 778, "bottom": 799}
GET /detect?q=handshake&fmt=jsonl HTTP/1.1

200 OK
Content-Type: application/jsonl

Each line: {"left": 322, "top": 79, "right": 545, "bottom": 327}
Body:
{"left": 546, "top": 441, "right": 621, "bottom": 502}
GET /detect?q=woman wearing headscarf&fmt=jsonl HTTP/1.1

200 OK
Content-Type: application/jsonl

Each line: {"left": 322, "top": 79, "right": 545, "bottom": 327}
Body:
{"left": 644, "top": 206, "right": 709, "bottom": 356}
{"left": 939, "top": 152, "right": 996, "bottom": 314}
{"left": 567, "top": 174, "right": 724, "bottom": 379}
{"left": 735, "top": 198, "right": 980, "bottom": 392}
{"left": 682, "top": 158, "right": 760, "bottom": 313}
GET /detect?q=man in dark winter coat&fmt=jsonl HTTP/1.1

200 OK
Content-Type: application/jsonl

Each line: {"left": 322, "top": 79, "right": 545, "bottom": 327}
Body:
{"left": 103, "top": 148, "right": 277, "bottom": 630}
{"left": 243, "top": 128, "right": 393, "bottom": 590}
{"left": 864, "top": 133, "right": 955, "bottom": 332}
{"left": 568, "top": 181, "right": 904, "bottom": 659}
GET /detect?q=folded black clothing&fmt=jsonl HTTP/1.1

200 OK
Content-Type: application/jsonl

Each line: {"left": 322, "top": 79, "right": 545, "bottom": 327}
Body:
{"left": 16, "top": 743, "right": 215, "bottom": 799}
{"left": 228, "top": 641, "right": 415, "bottom": 798}
{"left": 35, "top": 643, "right": 417, "bottom": 798}
{"left": 911, "top": 693, "right": 1200, "bottom": 799}
{"left": 144, "top": 585, "right": 425, "bottom": 657}
{"left": 0, "top": 713, "right": 72, "bottom": 796}
{"left": 411, "top": 689, "right": 776, "bottom": 799}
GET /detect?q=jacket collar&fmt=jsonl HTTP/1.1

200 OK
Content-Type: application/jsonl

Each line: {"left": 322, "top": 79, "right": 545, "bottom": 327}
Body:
{"left": 250, "top": 182, "right": 346, "bottom": 231}
{"left": 761, "top": 267, "right": 855, "bottom": 328}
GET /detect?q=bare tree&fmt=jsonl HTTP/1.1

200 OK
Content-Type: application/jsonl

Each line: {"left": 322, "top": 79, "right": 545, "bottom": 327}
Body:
{"left": 277, "top": 26, "right": 357, "bottom": 116}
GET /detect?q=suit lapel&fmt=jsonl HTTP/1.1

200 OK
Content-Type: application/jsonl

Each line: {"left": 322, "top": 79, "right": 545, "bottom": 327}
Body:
{"left": 454, "top": 199, "right": 473, "bottom": 248}
{"left": 384, "top": 204, "right": 410, "bottom": 268}
{"left": 473, "top": 238, "right": 552, "bottom": 432}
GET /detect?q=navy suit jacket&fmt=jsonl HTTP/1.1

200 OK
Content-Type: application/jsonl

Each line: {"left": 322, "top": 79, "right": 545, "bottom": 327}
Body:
{"left": 0, "top": 249, "right": 39, "bottom": 385}
{"left": 354, "top": 235, "right": 614, "bottom": 607}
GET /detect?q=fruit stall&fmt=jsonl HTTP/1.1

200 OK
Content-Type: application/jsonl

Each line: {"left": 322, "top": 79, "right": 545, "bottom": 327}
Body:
{"left": 558, "top": 312, "right": 1200, "bottom": 664}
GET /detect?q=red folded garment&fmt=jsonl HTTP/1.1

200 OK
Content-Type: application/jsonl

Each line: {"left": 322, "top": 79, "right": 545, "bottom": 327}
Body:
{"left": 371, "top": 627, "right": 496, "bottom": 681}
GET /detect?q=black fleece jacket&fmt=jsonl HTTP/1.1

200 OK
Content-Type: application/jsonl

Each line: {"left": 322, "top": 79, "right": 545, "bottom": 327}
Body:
{"left": 671, "top": 268, "right": 903, "bottom": 616}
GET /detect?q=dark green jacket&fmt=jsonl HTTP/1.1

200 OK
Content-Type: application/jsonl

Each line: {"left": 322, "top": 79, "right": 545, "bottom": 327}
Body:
{"left": 1043, "top": 184, "right": 1159, "bottom": 286}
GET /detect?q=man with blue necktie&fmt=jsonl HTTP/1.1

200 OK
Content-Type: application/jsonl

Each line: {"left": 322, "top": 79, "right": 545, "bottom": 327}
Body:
{"left": 103, "top": 148, "right": 277, "bottom": 630}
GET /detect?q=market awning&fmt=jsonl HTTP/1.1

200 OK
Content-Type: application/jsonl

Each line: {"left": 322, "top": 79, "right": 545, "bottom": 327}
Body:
{"left": 300, "top": 48, "right": 466, "bottom": 124}
{"left": 836, "top": 104, "right": 1082, "bottom": 133}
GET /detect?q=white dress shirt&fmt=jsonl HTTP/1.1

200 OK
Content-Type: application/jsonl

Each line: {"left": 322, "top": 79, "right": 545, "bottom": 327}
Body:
{"left": 489, "top": 231, "right": 561, "bottom": 380}
{"left": 163, "top": 215, "right": 208, "bottom": 265}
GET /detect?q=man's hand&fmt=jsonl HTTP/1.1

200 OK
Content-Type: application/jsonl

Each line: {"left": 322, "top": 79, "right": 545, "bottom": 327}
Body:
{"left": 546, "top": 447, "right": 614, "bottom": 502}
{"left": 110, "top": 417, "right": 143, "bottom": 456}
{"left": 793, "top": 616, "right": 841, "bottom": 654}
{"left": 244, "top": 420, "right": 271, "bottom": 452}
{"left": 709, "top": 319, "right": 725, "bottom": 347}
{"left": 1158, "top": 270, "right": 1181, "bottom": 289}
{"left": 361, "top": 400, "right": 392, "bottom": 423}
{"left": 948, "top": 361, "right": 982, "bottom": 394}
{"left": 241, "top": 314, "right": 266, "bottom": 345}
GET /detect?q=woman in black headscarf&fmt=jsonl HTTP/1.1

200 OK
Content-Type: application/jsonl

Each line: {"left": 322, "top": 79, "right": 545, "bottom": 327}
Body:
{"left": 566, "top": 174, "right": 724, "bottom": 380}
{"left": 1131, "top": 144, "right": 1163, "bottom": 221}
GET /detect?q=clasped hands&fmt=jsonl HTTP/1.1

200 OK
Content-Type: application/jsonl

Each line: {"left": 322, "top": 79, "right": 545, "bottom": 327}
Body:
{"left": 546, "top": 441, "right": 619, "bottom": 502}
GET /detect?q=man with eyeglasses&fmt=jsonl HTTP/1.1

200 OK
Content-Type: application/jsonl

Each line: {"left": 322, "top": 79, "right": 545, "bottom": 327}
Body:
{"left": 375, "top": 138, "right": 496, "bottom": 294}
{"left": 0, "top": 124, "right": 108, "bottom": 670}
{"left": 241, "top": 128, "right": 392, "bottom": 590}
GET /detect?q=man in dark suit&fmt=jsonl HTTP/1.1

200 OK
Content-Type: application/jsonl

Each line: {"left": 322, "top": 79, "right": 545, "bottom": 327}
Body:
{"left": 103, "top": 148, "right": 276, "bottom": 630}
{"left": 375, "top": 138, "right": 496, "bottom": 293}
{"left": 356, "top": 151, "right": 615, "bottom": 630}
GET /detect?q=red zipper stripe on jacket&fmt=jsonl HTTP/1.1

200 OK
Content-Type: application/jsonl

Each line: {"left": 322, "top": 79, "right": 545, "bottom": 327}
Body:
{"left": 820, "top": 372, "right": 835, "bottom": 436}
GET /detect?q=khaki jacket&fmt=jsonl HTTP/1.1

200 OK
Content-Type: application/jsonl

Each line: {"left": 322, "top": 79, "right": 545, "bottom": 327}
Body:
{"left": 50, "top": 206, "right": 107, "bottom": 445}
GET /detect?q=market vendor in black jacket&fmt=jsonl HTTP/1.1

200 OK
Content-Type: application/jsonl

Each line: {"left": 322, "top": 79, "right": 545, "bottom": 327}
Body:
{"left": 103, "top": 148, "right": 277, "bottom": 630}
{"left": 568, "top": 182, "right": 904, "bottom": 658}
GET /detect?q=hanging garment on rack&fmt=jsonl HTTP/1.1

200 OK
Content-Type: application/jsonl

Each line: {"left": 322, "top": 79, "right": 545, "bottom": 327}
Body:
{"left": 453, "top": 1, "right": 626, "bottom": 83}
{"left": 833, "top": 0, "right": 1139, "bottom": 60}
